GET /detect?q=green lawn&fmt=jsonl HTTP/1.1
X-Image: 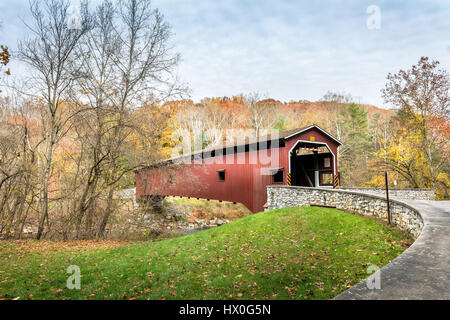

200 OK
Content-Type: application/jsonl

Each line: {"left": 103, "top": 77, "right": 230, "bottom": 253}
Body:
{"left": 0, "top": 207, "right": 412, "bottom": 300}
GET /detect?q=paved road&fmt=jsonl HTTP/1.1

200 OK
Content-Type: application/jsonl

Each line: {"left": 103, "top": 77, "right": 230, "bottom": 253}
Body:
{"left": 335, "top": 200, "right": 450, "bottom": 300}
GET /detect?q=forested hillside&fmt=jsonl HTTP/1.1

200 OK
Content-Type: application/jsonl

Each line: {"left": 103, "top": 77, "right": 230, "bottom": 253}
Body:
{"left": 0, "top": 0, "right": 448, "bottom": 240}
{"left": 160, "top": 89, "right": 448, "bottom": 196}
{"left": 1, "top": 87, "right": 448, "bottom": 239}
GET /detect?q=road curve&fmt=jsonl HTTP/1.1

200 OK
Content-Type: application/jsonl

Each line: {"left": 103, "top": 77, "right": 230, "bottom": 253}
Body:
{"left": 335, "top": 200, "right": 450, "bottom": 300}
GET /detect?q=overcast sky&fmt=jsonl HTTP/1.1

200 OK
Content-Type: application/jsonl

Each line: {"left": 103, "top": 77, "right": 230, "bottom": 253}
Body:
{"left": 1, "top": 0, "right": 449, "bottom": 108}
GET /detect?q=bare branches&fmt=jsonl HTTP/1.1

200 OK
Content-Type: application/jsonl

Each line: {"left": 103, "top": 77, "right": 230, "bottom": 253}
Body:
{"left": 67, "top": 0, "right": 182, "bottom": 238}
{"left": 16, "top": 0, "right": 93, "bottom": 239}
{"left": 382, "top": 57, "right": 449, "bottom": 121}
{"left": 243, "top": 93, "right": 278, "bottom": 137}
{"left": 0, "top": 96, "right": 39, "bottom": 239}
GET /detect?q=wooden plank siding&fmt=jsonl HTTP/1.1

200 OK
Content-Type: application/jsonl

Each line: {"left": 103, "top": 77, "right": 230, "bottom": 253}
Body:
{"left": 135, "top": 125, "right": 341, "bottom": 213}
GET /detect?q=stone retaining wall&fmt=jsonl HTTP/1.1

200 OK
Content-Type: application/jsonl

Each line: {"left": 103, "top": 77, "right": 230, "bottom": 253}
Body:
{"left": 336, "top": 187, "right": 435, "bottom": 200}
{"left": 266, "top": 186, "right": 423, "bottom": 238}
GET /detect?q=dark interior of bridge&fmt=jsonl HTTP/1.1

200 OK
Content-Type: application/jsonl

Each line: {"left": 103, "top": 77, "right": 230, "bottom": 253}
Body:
{"left": 289, "top": 142, "right": 334, "bottom": 187}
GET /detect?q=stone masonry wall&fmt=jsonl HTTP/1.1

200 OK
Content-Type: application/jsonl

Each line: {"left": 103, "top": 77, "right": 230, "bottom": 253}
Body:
{"left": 266, "top": 186, "right": 423, "bottom": 238}
{"left": 336, "top": 187, "right": 435, "bottom": 200}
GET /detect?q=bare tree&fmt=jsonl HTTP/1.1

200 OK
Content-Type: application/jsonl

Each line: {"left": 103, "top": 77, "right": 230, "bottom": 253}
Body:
{"left": 321, "top": 91, "right": 352, "bottom": 139}
{"left": 72, "top": 0, "right": 181, "bottom": 237}
{"left": 97, "top": 0, "right": 181, "bottom": 237}
{"left": 17, "top": 0, "right": 90, "bottom": 239}
{"left": 68, "top": 0, "right": 119, "bottom": 238}
{"left": 203, "top": 102, "right": 231, "bottom": 147}
{"left": 244, "top": 93, "right": 278, "bottom": 137}
{"left": 0, "top": 95, "right": 39, "bottom": 239}
{"left": 175, "top": 103, "right": 208, "bottom": 151}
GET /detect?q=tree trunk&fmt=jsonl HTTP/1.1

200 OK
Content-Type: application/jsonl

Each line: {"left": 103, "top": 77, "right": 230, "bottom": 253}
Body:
{"left": 36, "top": 112, "right": 55, "bottom": 240}
{"left": 97, "top": 186, "right": 115, "bottom": 238}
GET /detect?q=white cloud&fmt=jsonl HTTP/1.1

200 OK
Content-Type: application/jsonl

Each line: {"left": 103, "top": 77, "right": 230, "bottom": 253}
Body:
{"left": 2, "top": 0, "right": 450, "bottom": 108}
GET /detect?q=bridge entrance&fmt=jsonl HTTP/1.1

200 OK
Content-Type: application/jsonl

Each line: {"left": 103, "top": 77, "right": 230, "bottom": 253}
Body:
{"left": 289, "top": 140, "right": 335, "bottom": 187}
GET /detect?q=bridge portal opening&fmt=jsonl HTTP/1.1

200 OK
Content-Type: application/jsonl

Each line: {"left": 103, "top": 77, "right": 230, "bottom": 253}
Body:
{"left": 289, "top": 141, "right": 335, "bottom": 187}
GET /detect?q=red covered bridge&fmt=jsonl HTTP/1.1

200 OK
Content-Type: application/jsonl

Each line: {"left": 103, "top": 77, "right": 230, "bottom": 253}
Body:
{"left": 135, "top": 125, "right": 341, "bottom": 213}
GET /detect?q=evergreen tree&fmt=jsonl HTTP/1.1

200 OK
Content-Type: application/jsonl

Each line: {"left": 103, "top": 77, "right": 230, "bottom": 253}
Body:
{"left": 339, "top": 103, "right": 372, "bottom": 186}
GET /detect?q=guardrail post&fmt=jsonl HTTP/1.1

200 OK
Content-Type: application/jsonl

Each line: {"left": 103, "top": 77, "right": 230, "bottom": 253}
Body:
{"left": 385, "top": 172, "right": 391, "bottom": 224}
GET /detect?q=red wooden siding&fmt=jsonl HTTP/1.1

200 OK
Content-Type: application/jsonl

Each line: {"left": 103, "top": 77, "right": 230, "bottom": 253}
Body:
{"left": 135, "top": 126, "right": 340, "bottom": 213}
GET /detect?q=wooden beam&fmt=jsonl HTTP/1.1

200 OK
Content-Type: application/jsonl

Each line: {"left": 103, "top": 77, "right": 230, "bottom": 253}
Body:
{"left": 314, "top": 154, "right": 319, "bottom": 187}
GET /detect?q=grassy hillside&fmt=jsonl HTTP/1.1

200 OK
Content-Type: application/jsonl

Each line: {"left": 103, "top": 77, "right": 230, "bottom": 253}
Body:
{"left": 0, "top": 207, "right": 412, "bottom": 300}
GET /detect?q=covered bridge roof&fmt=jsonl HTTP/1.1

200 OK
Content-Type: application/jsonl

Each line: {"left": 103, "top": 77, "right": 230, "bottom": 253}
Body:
{"left": 138, "top": 124, "right": 341, "bottom": 171}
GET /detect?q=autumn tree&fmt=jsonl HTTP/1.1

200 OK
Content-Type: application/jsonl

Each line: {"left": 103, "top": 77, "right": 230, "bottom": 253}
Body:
{"left": 0, "top": 45, "right": 9, "bottom": 68}
{"left": 0, "top": 21, "right": 11, "bottom": 92}
{"left": 377, "top": 115, "right": 428, "bottom": 187}
{"left": 381, "top": 57, "right": 449, "bottom": 190}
